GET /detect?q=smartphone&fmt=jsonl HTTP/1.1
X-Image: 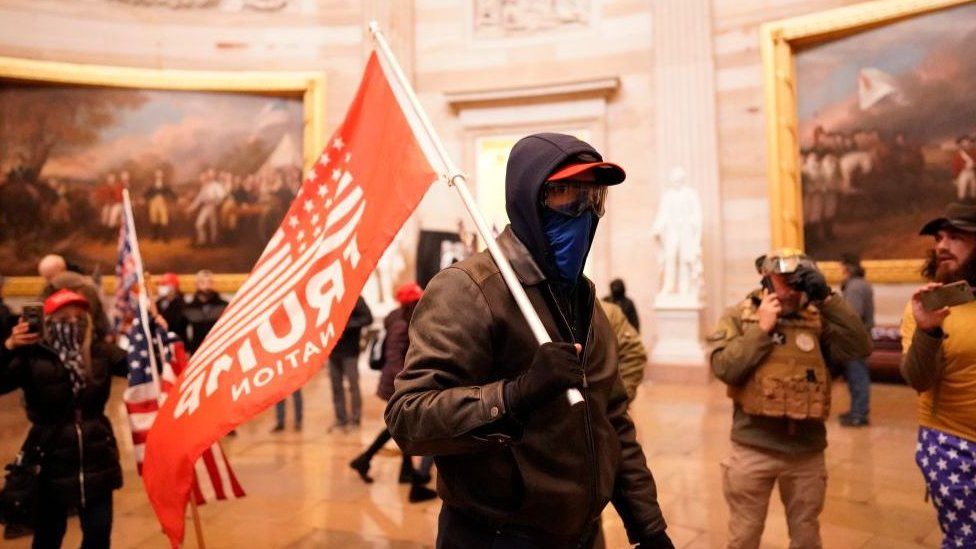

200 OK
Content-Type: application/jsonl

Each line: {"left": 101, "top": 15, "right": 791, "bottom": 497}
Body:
{"left": 22, "top": 303, "right": 43, "bottom": 334}
{"left": 920, "top": 280, "right": 975, "bottom": 311}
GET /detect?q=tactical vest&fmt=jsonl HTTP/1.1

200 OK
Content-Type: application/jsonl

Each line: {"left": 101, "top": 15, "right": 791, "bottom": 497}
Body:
{"left": 728, "top": 300, "right": 831, "bottom": 421}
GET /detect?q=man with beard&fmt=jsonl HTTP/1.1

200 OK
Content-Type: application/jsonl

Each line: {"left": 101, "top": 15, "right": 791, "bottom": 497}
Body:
{"left": 708, "top": 248, "right": 871, "bottom": 549}
{"left": 385, "top": 133, "right": 672, "bottom": 548}
{"left": 900, "top": 201, "right": 976, "bottom": 549}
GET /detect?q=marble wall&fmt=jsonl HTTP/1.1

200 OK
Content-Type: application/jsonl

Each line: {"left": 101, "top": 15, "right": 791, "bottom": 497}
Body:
{"left": 0, "top": 0, "right": 921, "bottom": 353}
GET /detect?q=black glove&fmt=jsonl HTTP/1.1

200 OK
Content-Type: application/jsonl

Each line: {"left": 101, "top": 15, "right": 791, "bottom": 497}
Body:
{"left": 504, "top": 342, "right": 583, "bottom": 419}
{"left": 793, "top": 265, "right": 831, "bottom": 301}
{"left": 637, "top": 530, "right": 675, "bottom": 549}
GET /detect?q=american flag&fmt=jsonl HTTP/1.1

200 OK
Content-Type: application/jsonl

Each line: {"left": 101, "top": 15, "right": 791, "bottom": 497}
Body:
{"left": 117, "top": 191, "right": 244, "bottom": 504}
{"left": 113, "top": 199, "right": 139, "bottom": 336}
{"left": 123, "top": 317, "right": 245, "bottom": 503}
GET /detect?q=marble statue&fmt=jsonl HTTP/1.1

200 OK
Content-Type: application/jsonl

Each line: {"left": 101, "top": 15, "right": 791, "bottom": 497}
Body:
{"left": 650, "top": 166, "right": 703, "bottom": 302}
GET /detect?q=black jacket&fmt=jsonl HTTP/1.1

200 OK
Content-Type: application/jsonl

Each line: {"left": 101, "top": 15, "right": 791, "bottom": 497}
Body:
{"left": 157, "top": 294, "right": 188, "bottom": 345}
{"left": 184, "top": 291, "right": 228, "bottom": 354}
{"left": 332, "top": 297, "right": 373, "bottom": 359}
{"left": 0, "top": 340, "right": 127, "bottom": 508}
{"left": 605, "top": 279, "right": 640, "bottom": 333}
{"left": 0, "top": 299, "right": 14, "bottom": 342}
{"left": 387, "top": 134, "right": 666, "bottom": 545}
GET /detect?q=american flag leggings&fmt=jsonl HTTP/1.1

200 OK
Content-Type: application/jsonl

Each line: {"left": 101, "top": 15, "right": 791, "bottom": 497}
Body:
{"left": 915, "top": 427, "right": 976, "bottom": 548}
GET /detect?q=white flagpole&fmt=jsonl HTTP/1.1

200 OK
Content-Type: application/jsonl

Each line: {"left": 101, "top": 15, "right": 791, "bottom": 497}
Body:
{"left": 368, "top": 22, "right": 583, "bottom": 407}
{"left": 122, "top": 189, "right": 163, "bottom": 396}
{"left": 121, "top": 189, "right": 207, "bottom": 548}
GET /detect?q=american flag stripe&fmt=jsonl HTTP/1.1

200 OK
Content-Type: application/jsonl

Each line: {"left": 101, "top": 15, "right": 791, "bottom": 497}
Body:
{"left": 128, "top": 412, "right": 157, "bottom": 433}
{"left": 201, "top": 451, "right": 226, "bottom": 500}
{"left": 124, "top": 386, "right": 159, "bottom": 409}
{"left": 190, "top": 444, "right": 244, "bottom": 505}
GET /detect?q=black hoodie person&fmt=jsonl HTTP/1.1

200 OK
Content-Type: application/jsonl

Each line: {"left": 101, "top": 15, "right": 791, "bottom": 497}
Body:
{"left": 386, "top": 133, "right": 672, "bottom": 549}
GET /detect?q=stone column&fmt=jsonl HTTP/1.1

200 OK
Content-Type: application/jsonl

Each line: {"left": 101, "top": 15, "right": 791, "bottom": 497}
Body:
{"left": 648, "top": 0, "right": 723, "bottom": 384}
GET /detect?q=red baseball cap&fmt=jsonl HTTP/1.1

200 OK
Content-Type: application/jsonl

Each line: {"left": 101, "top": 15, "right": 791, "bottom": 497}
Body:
{"left": 547, "top": 160, "right": 626, "bottom": 185}
{"left": 158, "top": 272, "right": 180, "bottom": 288}
{"left": 43, "top": 289, "right": 90, "bottom": 315}
{"left": 394, "top": 282, "right": 424, "bottom": 305}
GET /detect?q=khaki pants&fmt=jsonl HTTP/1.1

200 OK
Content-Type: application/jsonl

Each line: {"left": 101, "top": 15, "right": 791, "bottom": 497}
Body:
{"left": 721, "top": 441, "right": 826, "bottom": 549}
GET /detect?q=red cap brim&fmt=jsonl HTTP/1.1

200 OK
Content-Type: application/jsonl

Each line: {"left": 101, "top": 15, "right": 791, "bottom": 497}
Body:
{"left": 547, "top": 161, "right": 626, "bottom": 185}
{"left": 43, "top": 289, "right": 91, "bottom": 316}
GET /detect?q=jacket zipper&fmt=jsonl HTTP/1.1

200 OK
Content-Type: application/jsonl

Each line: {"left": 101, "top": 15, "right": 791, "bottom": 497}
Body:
{"left": 75, "top": 413, "right": 86, "bottom": 509}
{"left": 546, "top": 285, "right": 598, "bottom": 545}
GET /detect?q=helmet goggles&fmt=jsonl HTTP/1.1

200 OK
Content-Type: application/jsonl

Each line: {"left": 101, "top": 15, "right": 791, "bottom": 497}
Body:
{"left": 761, "top": 254, "right": 804, "bottom": 275}
{"left": 540, "top": 180, "right": 608, "bottom": 218}
{"left": 757, "top": 248, "right": 816, "bottom": 289}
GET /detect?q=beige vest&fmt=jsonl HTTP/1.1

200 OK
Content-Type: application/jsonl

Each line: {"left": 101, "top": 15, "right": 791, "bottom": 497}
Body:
{"left": 728, "top": 301, "right": 831, "bottom": 421}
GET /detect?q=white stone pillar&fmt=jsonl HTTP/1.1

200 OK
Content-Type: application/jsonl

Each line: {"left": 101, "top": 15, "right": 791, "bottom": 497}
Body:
{"left": 648, "top": 0, "right": 723, "bottom": 384}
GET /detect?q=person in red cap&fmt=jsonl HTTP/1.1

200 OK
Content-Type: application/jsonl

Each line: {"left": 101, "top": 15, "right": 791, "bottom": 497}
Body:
{"left": 349, "top": 282, "right": 437, "bottom": 502}
{"left": 386, "top": 133, "right": 672, "bottom": 548}
{"left": 155, "top": 272, "right": 187, "bottom": 343}
{"left": 1, "top": 289, "right": 128, "bottom": 546}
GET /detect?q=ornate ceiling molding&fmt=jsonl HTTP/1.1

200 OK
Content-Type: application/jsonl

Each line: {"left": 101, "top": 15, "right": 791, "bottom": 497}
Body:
{"left": 105, "top": 0, "right": 290, "bottom": 11}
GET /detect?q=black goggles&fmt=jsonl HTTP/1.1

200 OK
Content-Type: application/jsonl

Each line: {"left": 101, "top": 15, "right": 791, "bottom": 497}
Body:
{"left": 540, "top": 180, "right": 608, "bottom": 218}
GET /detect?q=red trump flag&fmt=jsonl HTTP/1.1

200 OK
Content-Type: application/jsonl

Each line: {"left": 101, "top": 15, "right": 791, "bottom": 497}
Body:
{"left": 142, "top": 52, "right": 438, "bottom": 546}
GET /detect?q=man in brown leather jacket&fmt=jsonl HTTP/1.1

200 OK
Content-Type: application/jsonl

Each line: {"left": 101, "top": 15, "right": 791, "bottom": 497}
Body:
{"left": 708, "top": 249, "right": 871, "bottom": 549}
{"left": 385, "top": 133, "right": 671, "bottom": 549}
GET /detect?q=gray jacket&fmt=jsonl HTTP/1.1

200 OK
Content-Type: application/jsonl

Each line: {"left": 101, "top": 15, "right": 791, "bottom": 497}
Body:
{"left": 841, "top": 276, "right": 874, "bottom": 331}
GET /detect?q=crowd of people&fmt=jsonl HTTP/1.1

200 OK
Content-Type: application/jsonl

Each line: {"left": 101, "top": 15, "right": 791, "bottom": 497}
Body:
{"left": 0, "top": 132, "right": 973, "bottom": 549}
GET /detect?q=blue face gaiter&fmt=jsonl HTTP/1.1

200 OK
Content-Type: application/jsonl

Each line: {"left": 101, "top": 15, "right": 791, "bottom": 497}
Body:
{"left": 542, "top": 208, "right": 594, "bottom": 284}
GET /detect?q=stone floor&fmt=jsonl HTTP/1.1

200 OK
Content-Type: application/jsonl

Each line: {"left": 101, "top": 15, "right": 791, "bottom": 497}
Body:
{"left": 0, "top": 368, "right": 943, "bottom": 548}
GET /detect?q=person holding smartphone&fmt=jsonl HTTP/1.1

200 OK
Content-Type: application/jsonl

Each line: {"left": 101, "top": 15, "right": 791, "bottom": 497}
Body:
{"left": 900, "top": 201, "right": 976, "bottom": 549}
{"left": 707, "top": 248, "right": 871, "bottom": 549}
{"left": 0, "top": 289, "right": 128, "bottom": 547}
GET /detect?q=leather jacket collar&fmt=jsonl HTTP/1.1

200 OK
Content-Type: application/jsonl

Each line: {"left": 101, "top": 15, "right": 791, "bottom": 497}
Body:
{"left": 497, "top": 226, "right": 546, "bottom": 286}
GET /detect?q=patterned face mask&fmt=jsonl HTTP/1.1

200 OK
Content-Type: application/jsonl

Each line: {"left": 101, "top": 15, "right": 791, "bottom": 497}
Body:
{"left": 47, "top": 321, "right": 88, "bottom": 395}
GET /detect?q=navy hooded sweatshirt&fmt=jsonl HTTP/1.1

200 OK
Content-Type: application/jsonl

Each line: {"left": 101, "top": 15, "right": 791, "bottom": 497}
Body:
{"left": 504, "top": 133, "right": 611, "bottom": 344}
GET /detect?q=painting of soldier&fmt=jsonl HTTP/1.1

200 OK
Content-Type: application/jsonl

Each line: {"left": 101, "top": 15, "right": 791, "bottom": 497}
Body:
{"left": 795, "top": 2, "right": 976, "bottom": 261}
{"left": 0, "top": 85, "right": 303, "bottom": 276}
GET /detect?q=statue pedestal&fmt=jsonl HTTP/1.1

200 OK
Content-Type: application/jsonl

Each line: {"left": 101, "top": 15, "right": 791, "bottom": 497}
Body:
{"left": 649, "top": 295, "right": 710, "bottom": 384}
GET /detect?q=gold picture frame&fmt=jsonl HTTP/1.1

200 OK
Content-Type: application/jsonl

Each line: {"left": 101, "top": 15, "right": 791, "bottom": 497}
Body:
{"left": 761, "top": 0, "right": 973, "bottom": 283}
{"left": 0, "top": 56, "right": 326, "bottom": 296}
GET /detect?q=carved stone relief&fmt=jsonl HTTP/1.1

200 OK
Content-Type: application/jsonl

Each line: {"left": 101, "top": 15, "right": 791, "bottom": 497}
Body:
{"left": 474, "top": 0, "right": 591, "bottom": 37}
